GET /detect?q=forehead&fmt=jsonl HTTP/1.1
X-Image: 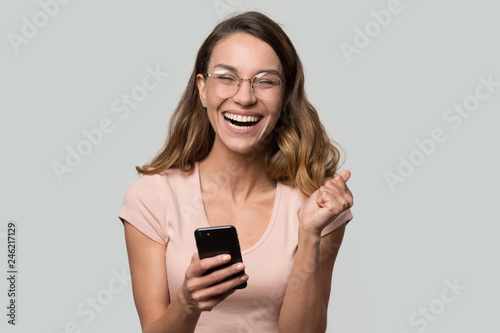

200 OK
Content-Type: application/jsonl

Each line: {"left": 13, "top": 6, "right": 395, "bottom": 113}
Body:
{"left": 209, "top": 33, "right": 282, "bottom": 75}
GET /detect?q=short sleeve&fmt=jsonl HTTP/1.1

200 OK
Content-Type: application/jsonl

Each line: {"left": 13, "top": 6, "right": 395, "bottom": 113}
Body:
{"left": 118, "top": 175, "right": 168, "bottom": 245}
{"left": 320, "top": 209, "right": 353, "bottom": 237}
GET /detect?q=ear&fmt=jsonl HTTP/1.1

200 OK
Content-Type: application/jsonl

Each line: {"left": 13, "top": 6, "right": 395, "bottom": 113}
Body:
{"left": 196, "top": 74, "right": 207, "bottom": 107}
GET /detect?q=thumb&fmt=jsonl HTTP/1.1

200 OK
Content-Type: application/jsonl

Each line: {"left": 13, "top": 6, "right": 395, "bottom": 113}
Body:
{"left": 338, "top": 170, "right": 351, "bottom": 182}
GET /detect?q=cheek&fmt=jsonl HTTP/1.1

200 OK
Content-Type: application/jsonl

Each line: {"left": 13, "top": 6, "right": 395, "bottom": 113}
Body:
{"left": 207, "top": 89, "right": 225, "bottom": 110}
{"left": 205, "top": 99, "right": 226, "bottom": 130}
{"left": 268, "top": 100, "right": 285, "bottom": 131}
{"left": 206, "top": 108, "right": 219, "bottom": 129}
{"left": 262, "top": 103, "right": 283, "bottom": 135}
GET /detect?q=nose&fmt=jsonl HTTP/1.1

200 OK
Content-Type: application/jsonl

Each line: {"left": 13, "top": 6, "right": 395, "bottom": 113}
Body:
{"left": 232, "top": 78, "right": 257, "bottom": 106}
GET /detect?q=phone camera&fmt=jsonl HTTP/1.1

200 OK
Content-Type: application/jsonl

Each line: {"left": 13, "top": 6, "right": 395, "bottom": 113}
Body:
{"left": 206, "top": 232, "right": 211, "bottom": 236}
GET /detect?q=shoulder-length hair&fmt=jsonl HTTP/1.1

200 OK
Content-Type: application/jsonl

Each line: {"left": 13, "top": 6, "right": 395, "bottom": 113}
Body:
{"left": 137, "top": 11, "right": 343, "bottom": 197}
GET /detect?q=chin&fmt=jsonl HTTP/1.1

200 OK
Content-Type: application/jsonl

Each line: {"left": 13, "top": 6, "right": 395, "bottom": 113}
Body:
{"left": 224, "top": 140, "right": 263, "bottom": 157}
{"left": 229, "top": 146, "right": 258, "bottom": 157}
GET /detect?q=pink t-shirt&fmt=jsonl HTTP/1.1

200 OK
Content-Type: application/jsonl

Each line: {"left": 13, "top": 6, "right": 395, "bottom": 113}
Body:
{"left": 119, "top": 162, "right": 353, "bottom": 332}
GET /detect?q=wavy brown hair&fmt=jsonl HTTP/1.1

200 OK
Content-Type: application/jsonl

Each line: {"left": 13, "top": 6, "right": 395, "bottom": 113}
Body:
{"left": 137, "top": 11, "right": 343, "bottom": 197}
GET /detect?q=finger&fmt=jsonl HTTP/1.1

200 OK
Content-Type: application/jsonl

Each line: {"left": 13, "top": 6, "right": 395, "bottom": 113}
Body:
{"left": 325, "top": 177, "right": 351, "bottom": 198}
{"left": 326, "top": 184, "right": 354, "bottom": 208}
{"left": 202, "top": 262, "right": 246, "bottom": 287}
{"left": 333, "top": 171, "right": 350, "bottom": 186}
{"left": 318, "top": 189, "right": 348, "bottom": 209}
{"left": 188, "top": 254, "right": 231, "bottom": 277}
{"left": 317, "top": 187, "right": 353, "bottom": 212}
{"left": 326, "top": 177, "right": 346, "bottom": 192}
{"left": 192, "top": 272, "right": 248, "bottom": 302}
{"left": 187, "top": 261, "right": 245, "bottom": 292}
{"left": 338, "top": 170, "right": 351, "bottom": 182}
{"left": 195, "top": 289, "right": 237, "bottom": 312}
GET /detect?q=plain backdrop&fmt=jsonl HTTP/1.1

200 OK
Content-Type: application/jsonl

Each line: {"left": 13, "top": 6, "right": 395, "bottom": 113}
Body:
{"left": 1, "top": 0, "right": 499, "bottom": 332}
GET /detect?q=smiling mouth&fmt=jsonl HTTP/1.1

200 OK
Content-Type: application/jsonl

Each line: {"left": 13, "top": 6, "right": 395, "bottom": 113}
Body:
{"left": 223, "top": 112, "right": 262, "bottom": 130}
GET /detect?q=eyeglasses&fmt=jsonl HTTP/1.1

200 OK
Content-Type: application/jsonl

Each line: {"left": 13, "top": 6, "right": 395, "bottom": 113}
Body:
{"left": 204, "top": 69, "right": 283, "bottom": 101}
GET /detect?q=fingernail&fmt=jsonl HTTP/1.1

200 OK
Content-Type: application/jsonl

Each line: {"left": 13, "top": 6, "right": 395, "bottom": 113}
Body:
{"left": 236, "top": 263, "right": 244, "bottom": 271}
{"left": 241, "top": 275, "right": 248, "bottom": 281}
{"left": 222, "top": 255, "right": 230, "bottom": 261}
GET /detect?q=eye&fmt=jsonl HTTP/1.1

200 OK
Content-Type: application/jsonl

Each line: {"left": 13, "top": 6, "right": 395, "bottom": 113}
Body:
{"left": 213, "top": 70, "right": 239, "bottom": 85}
{"left": 255, "top": 79, "right": 275, "bottom": 87}
{"left": 216, "top": 75, "right": 238, "bottom": 85}
{"left": 254, "top": 74, "right": 280, "bottom": 88}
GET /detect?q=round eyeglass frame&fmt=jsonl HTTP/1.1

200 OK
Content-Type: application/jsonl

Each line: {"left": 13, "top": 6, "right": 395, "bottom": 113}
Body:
{"left": 203, "top": 72, "right": 284, "bottom": 101}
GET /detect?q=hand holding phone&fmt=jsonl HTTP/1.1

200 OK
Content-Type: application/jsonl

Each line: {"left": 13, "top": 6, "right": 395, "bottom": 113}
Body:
{"left": 194, "top": 225, "right": 247, "bottom": 289}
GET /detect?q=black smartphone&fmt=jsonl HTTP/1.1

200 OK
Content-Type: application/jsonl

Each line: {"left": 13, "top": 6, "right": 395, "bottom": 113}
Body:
{"left": 194, "top": 225, "right": 247, "bottom": 289}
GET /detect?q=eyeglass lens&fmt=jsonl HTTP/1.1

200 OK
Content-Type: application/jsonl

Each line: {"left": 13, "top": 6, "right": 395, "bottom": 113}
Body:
{"left": 209, "top": 69, "right": 282, "bottom": 101}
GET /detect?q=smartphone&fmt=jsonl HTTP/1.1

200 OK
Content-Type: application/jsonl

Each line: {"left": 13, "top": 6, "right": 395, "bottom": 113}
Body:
{"left": 194, "top": 225, "right": 247, "bottom": 289}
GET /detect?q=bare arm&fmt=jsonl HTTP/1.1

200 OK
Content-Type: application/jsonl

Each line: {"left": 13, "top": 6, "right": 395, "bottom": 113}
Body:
{"left": 278, "top": 225, "right": 345, "bottom": 333}
{"left": 279, "top": 171, "right": 353, "bottom": 333}
{"left": 124, "top": 222, "right": 199, "bottom": 333}
{"left": 123, "top": 221, "right": 248, "bottom": 333}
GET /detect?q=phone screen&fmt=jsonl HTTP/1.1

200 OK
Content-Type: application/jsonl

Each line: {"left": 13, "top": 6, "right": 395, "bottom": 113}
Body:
{"left": 194, "top": 225, "right": 247, "bottom": 289}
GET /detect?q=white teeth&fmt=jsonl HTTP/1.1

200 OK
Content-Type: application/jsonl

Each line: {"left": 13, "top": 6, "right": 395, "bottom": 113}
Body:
{"left": 225, "top": 118, "right": 252, "bottom": 130}
{"left": 224, "top": 112, "right": 261, "bottom": 123}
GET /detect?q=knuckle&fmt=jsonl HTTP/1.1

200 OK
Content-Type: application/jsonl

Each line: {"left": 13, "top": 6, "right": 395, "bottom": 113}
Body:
{"left": 198, "top": 260, "right": 208, "bottom": 272}
{"left": 210, "top": 270, "right": 221, "bottom": 283}
{"left": 185, "top": 280, "right": 197, "bottom": 292}
{"left": 214, "top": 284, "right": 227, "bottom": 295}
{"left": 341, "top": 199, "right": 349, "bottom": 209}
{"left": 330, "top": 206, "right": 341, "bottom": 214}
{"left": 190, "top": 291, "right": 203, "bottom": 303}
{"left": 184, "top": 268, "right": 193, "bottom": 280}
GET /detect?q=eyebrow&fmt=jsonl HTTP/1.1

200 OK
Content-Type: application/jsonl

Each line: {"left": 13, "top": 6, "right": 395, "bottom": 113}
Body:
{"left": 213, "top": 64, "right": 282, "bottom": 77}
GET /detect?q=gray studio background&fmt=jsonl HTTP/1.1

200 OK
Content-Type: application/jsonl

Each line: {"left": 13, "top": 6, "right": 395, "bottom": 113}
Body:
{"left": 1, "top": 0, "right": 498, "bottom": 332}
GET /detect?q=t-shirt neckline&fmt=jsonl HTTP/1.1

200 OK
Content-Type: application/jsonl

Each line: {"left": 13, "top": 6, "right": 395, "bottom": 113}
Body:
{"left": 194, "top": 161, "right": 282, "bottom": 255}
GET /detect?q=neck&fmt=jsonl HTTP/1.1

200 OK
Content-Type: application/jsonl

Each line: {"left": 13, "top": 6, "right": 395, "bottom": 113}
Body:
{"left": 198, "top": 139, "right": 276, "bottom": 202}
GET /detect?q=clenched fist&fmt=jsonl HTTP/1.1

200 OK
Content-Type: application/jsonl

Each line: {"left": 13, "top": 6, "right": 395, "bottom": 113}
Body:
{"left": 299, "top": 170, "right": 354, "bottom": 236}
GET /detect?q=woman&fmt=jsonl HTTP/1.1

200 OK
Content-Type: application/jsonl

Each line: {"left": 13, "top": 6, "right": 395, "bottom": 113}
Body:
{"left": 119, "top": 11, "right": 354, "bottom": 333}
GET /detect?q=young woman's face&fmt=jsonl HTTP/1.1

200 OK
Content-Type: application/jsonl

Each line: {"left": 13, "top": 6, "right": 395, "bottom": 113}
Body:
{"left": 197, "top": 33, "right": 284, "bottom": 156}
